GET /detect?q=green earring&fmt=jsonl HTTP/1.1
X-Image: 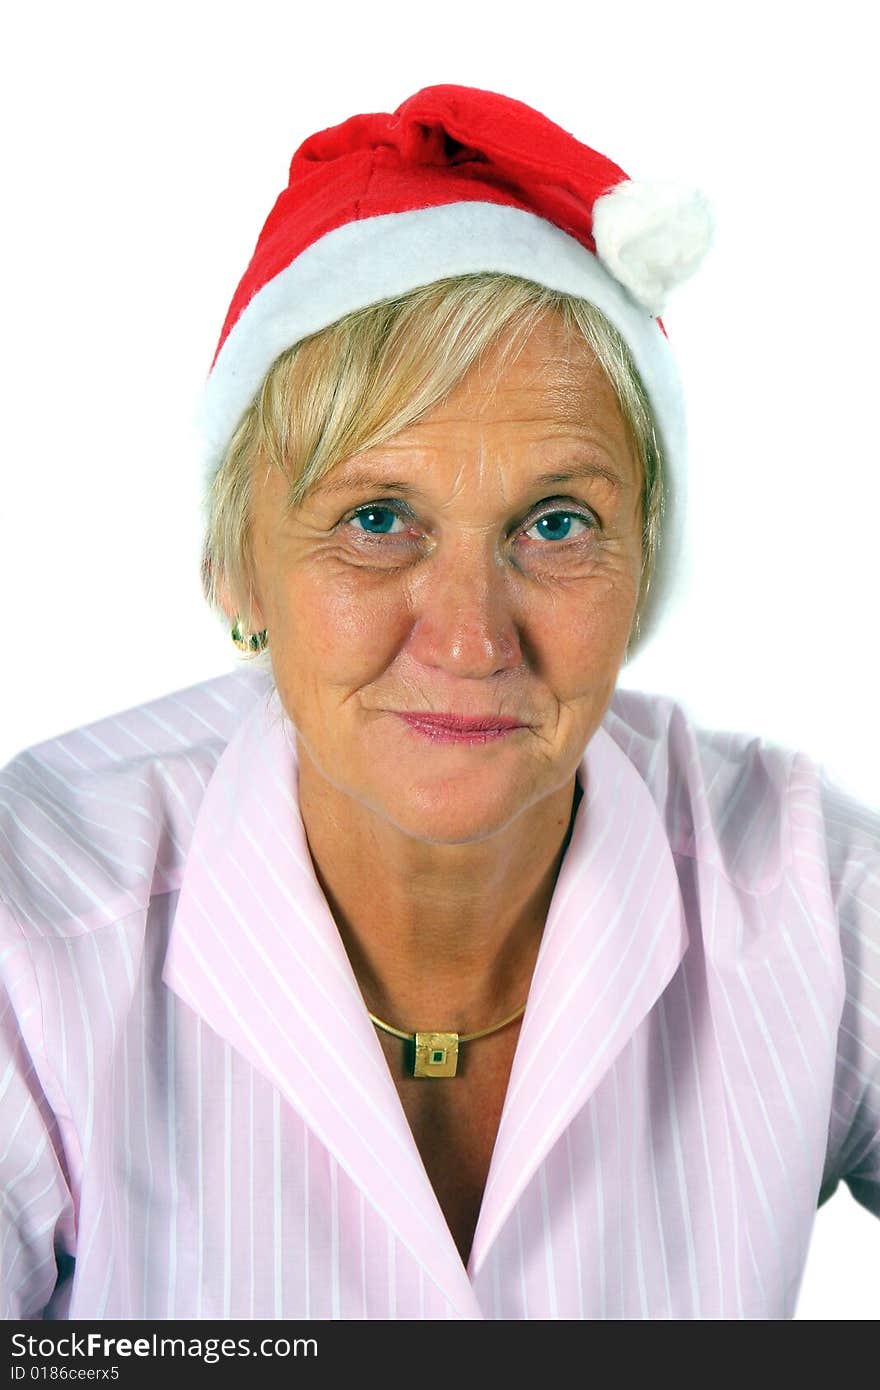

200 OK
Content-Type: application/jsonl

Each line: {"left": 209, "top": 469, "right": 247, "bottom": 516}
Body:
{"left": 231, "top": 618, "right": 268, "bottom": 653}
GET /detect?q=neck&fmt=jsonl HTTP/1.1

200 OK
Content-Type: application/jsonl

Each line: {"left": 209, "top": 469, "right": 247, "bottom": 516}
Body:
{"left": 296, "top": 742, "right": 583, "bottom": 1031}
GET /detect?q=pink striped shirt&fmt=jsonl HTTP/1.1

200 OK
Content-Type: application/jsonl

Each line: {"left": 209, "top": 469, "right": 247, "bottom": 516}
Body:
{"left": 1, "top": 668, "right": 878, "bottom": 1320}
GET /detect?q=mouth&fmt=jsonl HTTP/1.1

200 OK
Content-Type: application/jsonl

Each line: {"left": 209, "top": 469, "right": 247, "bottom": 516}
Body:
{"left": 394, "top": 712, "right": 528, "bottom": 745}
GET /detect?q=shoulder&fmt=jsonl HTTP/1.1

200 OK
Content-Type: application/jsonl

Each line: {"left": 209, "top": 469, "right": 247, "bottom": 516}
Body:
{"left": 796, "top": 758, "right": 880, "bottom": 899}
{"left": 0, "top": 667, "right": 273, "bottom": 940}
{"left": 603, "top": 686, "right": 880, "bottom": 895}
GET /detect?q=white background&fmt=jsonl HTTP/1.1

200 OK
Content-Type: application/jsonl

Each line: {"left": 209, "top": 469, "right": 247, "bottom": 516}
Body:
{"left": 2, "top": 0, "right": 877, "bottom": 1317}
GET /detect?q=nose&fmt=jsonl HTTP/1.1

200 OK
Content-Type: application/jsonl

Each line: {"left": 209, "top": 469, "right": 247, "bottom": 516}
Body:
{"left": 405, "top": 536, "right": 525, "bottom": 680}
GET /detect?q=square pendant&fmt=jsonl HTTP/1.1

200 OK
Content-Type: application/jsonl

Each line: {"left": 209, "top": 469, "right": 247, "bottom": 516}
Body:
{"left": 413, "top": 1031, "right": 460, "bottom": 1077}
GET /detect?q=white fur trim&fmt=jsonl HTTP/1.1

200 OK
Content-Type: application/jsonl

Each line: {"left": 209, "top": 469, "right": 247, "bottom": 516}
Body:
{"left": 592, "top": 180, "right": 714, "bottom": 317}
{"left": 199, "top": 201, "right": 692, "bottom": 655}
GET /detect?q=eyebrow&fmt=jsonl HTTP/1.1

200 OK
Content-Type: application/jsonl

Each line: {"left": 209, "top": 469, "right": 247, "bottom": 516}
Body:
{"left": 311, "top": 459, "right": 627, "bottom": 499}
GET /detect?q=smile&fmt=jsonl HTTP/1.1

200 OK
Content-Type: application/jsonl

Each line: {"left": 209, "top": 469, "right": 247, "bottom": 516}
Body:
{"left": 395, "top": 713, "right": 526, "bottom": 745}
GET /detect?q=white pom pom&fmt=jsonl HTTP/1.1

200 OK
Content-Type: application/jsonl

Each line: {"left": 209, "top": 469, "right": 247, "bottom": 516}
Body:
{"left": 592, "top": 179, "right": 714, "bottom": 317}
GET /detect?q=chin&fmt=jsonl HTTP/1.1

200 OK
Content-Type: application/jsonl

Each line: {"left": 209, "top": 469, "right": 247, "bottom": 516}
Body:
{"left": 369, "top": 773, "right": 537, "bottom": 846}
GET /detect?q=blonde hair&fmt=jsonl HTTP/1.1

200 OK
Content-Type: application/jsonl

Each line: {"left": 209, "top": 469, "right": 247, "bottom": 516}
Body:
{"left": 201, "top": 272, "right": 663, "bottom": 663}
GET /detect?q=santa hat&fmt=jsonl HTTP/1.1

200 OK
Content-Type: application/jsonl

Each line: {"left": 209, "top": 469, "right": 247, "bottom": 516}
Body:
{"left": 201, "top": 83, "right": 713, "bottom": 654}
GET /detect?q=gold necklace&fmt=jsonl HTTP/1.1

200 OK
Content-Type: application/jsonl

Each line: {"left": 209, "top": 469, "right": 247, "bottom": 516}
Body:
{"left": 368, "top": 1001, "right": 526, "bottom": 1078}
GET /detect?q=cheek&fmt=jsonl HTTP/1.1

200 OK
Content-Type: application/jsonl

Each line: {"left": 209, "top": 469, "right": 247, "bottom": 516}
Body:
{"left": 526, "top": 569, "right": 637, "bottom": 686}
{"left": 272, "top": 564, "right": 412, "bottom": 684}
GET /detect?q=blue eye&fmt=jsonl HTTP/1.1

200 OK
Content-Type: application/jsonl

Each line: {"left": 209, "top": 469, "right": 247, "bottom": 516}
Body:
{"left": 348, "top": 505, "right": 407, "bottom": 536}
{"left": 524, "top": 511, "right": 593, "bottom": 542}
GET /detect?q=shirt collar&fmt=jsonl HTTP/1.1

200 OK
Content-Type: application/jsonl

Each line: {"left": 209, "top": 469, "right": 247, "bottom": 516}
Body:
{"left": 163, "top": 682, "right": 688, "bottom": 1307}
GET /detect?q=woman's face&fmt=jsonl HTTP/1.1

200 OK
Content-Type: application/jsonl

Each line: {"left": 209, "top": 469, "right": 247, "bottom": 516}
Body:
{"left": 246, "top": 311, "right": 644, "bottom": 844}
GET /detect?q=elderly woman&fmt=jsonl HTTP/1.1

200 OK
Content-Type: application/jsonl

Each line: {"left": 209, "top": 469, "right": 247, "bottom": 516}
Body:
{"left": 1, "top": 84, "right": 878, "bottom": 1322}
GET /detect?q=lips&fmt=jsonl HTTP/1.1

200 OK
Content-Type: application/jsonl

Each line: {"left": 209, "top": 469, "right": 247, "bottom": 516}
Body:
{"left": 396, "top": 712, "right": 525, "bottom": 732}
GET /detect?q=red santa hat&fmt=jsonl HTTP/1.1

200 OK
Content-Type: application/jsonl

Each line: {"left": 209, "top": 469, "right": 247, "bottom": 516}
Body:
{"left": 201, "top": 83, "right": 713, "bottom": 653}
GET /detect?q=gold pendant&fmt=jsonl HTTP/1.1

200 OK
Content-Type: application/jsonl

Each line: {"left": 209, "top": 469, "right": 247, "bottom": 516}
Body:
{"left": 413, "top": 1031, "right": 460, "bottom": 1078}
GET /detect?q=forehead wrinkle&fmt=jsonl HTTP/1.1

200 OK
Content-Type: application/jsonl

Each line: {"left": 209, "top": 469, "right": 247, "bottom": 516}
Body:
{"left": 439, "top": 436, "right": 517, "bottom": 511}
{"left": 446, "top": 455, "right": 469, "bottom": 506}
{"left": 310, "top": 427, "right": 634, "bottom": 508}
